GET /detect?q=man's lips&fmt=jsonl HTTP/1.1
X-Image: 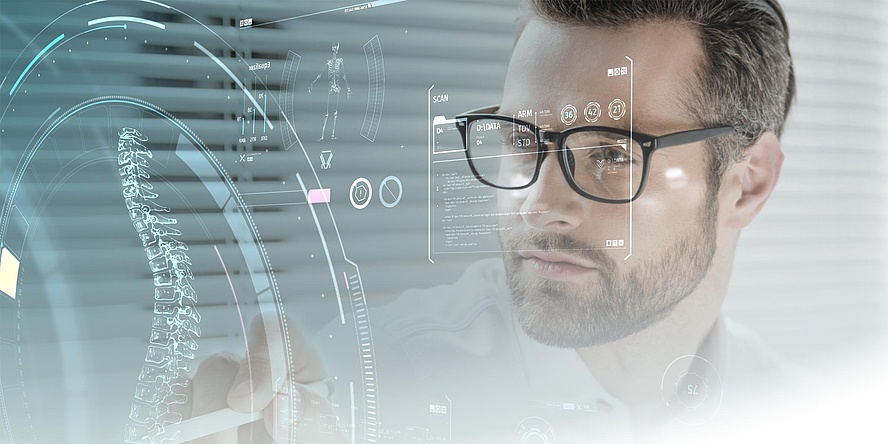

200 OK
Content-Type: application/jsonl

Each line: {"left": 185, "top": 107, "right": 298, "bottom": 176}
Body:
{"left": 517, "top": 251, "right": 599, "bottom": 281}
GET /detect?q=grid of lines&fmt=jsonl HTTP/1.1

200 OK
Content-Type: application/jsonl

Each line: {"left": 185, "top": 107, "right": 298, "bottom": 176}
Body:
{"left": 361, "top": 35, "right": 385, "bottom": 142}
{"left": 280, "top": 51, "right": 301, "bottom": 149}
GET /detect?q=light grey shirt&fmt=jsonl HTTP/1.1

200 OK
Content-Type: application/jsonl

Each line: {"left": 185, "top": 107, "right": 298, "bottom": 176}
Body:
{"left": 319, "top": 258, "right": 793, "bottom": 443}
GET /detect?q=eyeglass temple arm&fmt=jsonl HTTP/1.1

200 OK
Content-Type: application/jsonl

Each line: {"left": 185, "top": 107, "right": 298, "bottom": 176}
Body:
{"left": 655, "top": 126, "right": 734, "bottom": 149}
{"left": 456, "top": 105, "right": 501, "bottom": 117}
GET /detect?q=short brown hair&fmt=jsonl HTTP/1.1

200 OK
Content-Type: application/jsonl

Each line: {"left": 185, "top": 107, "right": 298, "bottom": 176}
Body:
{"left": 526, "top": 0, "right": 795, "bottom": 184}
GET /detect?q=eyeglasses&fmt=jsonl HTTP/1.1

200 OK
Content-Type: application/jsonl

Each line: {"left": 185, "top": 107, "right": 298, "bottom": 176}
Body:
{"left": 455, "top": 105, "right": 734, "bottom": 204}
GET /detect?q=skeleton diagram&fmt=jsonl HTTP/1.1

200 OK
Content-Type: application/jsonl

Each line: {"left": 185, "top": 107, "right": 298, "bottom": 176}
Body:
{"left": 309, "top": 42, "right": 352, "bottom": 141}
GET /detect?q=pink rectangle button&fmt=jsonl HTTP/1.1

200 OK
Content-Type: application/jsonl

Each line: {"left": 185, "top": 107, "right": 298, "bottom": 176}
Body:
{"left": 307, "top": 188, "right": 331, "bottom": 204}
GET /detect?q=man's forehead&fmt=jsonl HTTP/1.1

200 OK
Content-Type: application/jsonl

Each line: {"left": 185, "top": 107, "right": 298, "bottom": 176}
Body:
{"left": 512, "top": 18, "right": 703, "bottom": 68}
{"left": 502, "top": 18, "right": 704, "bottom": 134}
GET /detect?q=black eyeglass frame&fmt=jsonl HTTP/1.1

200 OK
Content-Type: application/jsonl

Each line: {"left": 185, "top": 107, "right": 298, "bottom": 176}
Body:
{"left": 455, "top": 105, "right": 734, "bottom": 204}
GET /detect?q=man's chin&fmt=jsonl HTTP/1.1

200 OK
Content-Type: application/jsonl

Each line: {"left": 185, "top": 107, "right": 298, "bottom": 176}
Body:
{"left": 508, "top": 275, "right": 681, "bottom": 348}
{"left": 509, "top": 281, "right": 618, "bottom": 348}
{"left": 513, "top": 298, "right": 666, "bottom": 349}
{"left": 514, "top": 301, "right": 621, "bottom": 348}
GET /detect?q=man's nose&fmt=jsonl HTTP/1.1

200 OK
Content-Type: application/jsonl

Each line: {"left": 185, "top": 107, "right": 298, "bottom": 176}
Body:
{"left": 518, "top": 150, "right": 585, "bottom": 231}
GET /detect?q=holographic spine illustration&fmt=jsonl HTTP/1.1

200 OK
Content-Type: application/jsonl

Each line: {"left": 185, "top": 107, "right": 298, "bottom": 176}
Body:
{"left": 118, "top": 128, "right": 201, "bottom": 444}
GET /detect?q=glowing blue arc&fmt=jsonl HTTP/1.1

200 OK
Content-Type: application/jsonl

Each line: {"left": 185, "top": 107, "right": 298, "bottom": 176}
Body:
{"left": 9, "top": 33, "right": 65, "bottom": 96}
{"left": 8, "top": 25, "right": 126, "bottom": 98}
{"left": 87, "top": 16, "right": 166, "bottom": 29}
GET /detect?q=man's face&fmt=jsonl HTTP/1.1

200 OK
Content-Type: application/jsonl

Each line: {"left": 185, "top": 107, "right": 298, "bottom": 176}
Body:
{"left": 498, "top": 19, "right": 721, "bottom": 347}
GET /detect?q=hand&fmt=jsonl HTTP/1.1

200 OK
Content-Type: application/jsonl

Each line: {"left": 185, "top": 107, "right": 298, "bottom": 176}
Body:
{"left": 308, "top": 86, "right": 313, "bottom": 94}
{"left": 189, "top": 312, "right": 344, "bottom": 443}
{"left": 346, "top": 88, "right": 353, "bottom": 100}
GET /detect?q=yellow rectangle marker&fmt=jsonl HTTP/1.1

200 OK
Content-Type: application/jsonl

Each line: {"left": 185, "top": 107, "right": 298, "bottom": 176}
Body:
{"left": 0, "top": 247, "right": 21, "bottom": 299}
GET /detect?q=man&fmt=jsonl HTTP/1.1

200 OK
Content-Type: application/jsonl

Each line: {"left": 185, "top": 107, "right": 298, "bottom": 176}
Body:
{"left": 192, "top": 0, "right": 795, "bottom": 442}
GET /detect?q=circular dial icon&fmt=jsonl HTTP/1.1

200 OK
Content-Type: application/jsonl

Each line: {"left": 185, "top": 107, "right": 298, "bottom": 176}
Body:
{"left": 584, "top": 101, "right": 602, "bottom": 123}
{"left": 349, "top": 178, "right": 373, "bottom": 209}
{"left": 379, "top": 175, "right": 403, "bottom": 208}
{"left": 560, "top": 104, "right": 578, "bottom": 126}
{"left": 661, "top": 355, "right": 723, "bottom": 425}
{"left": 608, "top": 99, "right": 627, "bottom": 121}
{"left": 514, "top": 416, "right": 557, "bottom": 444}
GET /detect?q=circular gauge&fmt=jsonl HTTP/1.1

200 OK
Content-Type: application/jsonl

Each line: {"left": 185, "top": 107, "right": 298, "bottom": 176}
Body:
{"left": 584, "top": 102, "right": 602, "bottom": 123}
{"left": 607, "top": 99, "right": 627, "bottom": 121}
{"left": 379, "top": 175, "right": 403, "bottom": 208}
{"left": 349, "top": 178, "right": 373, "bottom": 210}
{"left": 514, "top": 416, "right": 557, "bottom": 444}
{"left": 660, "top": 355, "right": 723, "bottom": 425}
{"left": 675, "top": 370, "right": 709, "bottom": 409}
{"left": 560, "top": 105, "right": 578, "bottom": 126}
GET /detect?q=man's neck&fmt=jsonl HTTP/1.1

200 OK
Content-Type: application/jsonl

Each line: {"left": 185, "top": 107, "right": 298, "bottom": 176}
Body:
{"left": 575, "top": 311, "right": 721, "bottom": 409}
{"left": 574, "top": 246, "right": 735, "bottom": 425}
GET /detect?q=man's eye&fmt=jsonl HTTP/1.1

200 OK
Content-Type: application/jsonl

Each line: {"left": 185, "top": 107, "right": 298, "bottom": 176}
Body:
{"left": 591, "top": 148, "right": 631, "bottom": 163}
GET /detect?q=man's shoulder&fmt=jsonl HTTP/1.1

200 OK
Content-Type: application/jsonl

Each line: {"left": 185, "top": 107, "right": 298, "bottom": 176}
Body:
{"left": 723, "top": 317, "right": 773, "bottom": 370}
{"left": 315, "top": 258, "right": 517, "bottom": 373}
{"left": 721, "top": 316, "right": 806, "bottom": 397}
{"left": 365, "top": 258, "right": 527, "bottom": 390}
{"left": 353, "top": 258, "right": 527, "bottom": 415}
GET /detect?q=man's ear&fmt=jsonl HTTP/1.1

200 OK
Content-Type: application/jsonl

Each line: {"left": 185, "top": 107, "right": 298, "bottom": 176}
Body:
{"left": 723, "top": 131, "right": 784, "bottom": 229}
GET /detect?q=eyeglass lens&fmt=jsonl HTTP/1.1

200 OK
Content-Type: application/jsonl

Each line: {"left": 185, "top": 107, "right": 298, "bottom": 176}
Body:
{"left": 466, "top": 118, "right": 644, "bottom": 201}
